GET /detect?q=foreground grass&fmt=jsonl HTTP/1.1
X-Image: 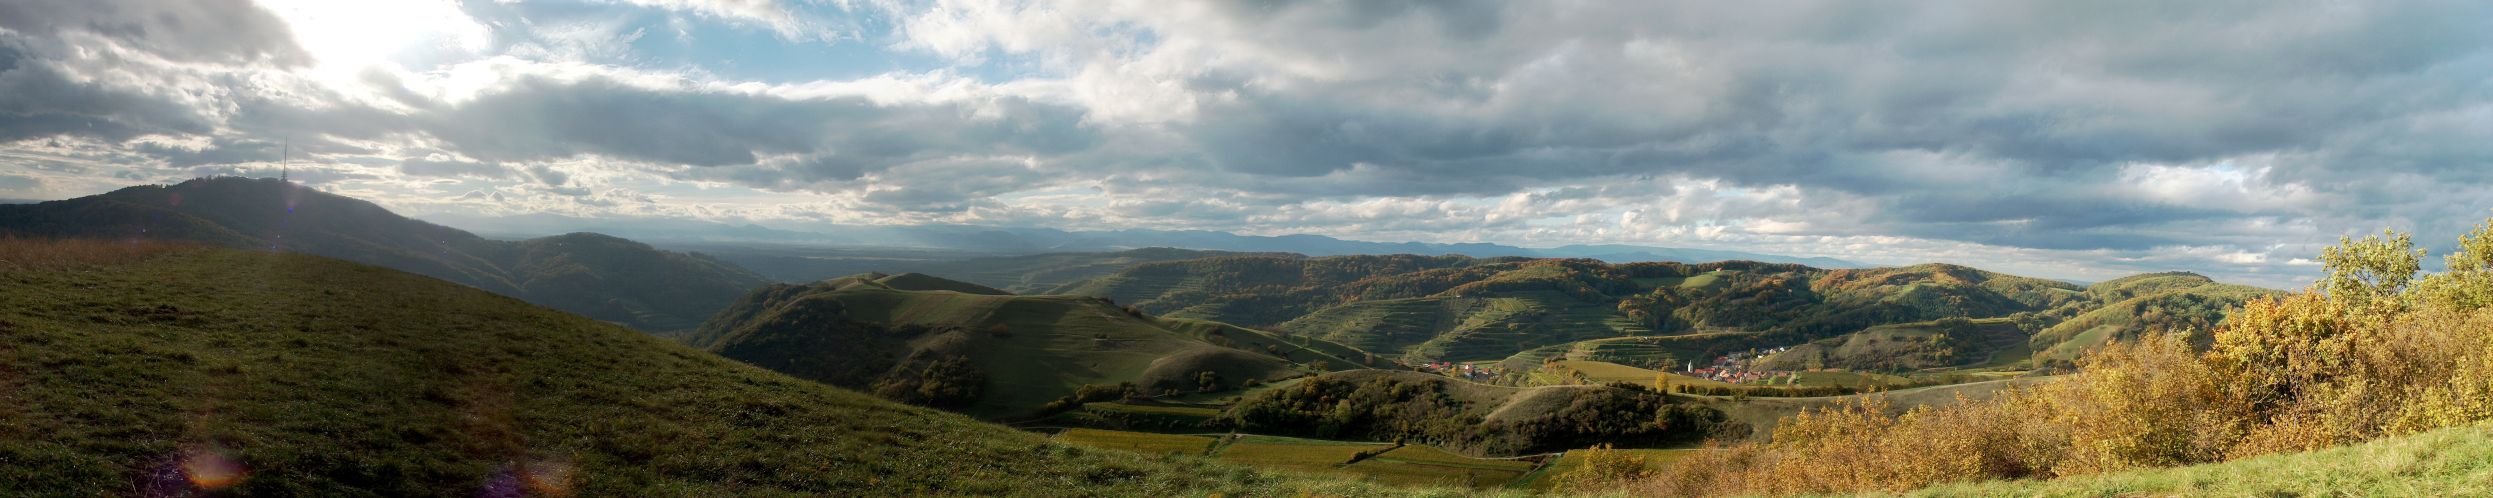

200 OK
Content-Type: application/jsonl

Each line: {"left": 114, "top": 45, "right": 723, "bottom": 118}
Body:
{"left": 1055, "top": 428, "right": 1553, "bottom": 490}
{"left": 0, "top": 244, "right": 1466, "bottom": 497}
{"left": 1905, "top": 422, "right": 2493, "bottom": 497}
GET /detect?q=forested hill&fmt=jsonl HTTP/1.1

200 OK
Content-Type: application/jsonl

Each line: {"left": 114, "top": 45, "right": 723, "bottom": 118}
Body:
{"left": 0, "top": 177, "right": 767, "bottom": 332}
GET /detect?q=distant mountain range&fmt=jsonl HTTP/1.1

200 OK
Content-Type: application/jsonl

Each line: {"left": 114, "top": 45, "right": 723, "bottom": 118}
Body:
{"left": 0, "top": 177, "right": 768, "bottom": 332}
{"left": 426, "top": 212, "right": 1863, "bottom": 268}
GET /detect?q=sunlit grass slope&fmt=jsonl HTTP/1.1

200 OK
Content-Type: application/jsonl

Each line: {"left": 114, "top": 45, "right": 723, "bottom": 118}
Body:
{"left": 1905, "top": 422, "right": 2493, "bottom": 497}
{"left": 0, "top": 241, "right": 1447, "bottom": 497}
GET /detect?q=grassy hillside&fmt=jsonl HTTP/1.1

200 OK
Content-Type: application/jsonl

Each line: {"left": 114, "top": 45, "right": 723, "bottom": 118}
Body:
{"left": 1282, "top": 292, "right": 1651, "bottom": 363}
{"left": 1060, "top": 256, "right": 2122, "bottom": 364}
{"left": 1754, "top": 317, "right": 2032, "bottom": 372}
{"left": 1905, "top": 421, "right": 2493, "bottom": 497}
{"left": 1496, "top": 332, "right": 1784, "bottom": 374}
{"left": 689, "top": 273, "right": 1390, "bottom": 417}
{"left": 937, "top": 248, "right": 1275, "bottom": 294}
{"left": 0, "top": 177, "right": 769, "bottom": 332}
{"left": 1053, "top": 430, "right": 1544, "bottom": 490}
{"left": 0, "top": 240, "right": 1452, "bottom": 497}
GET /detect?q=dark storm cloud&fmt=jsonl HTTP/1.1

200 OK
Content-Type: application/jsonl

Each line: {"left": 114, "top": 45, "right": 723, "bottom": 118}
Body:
{"left": 0, "top": 37, "right": 217, "bottom": 142}
{"left": 1124, "top": 0, "right": 2493, "bottom": 251}
{"left": 0, "top": 0, "right": 308, "bottom": 66}
{"left": 419, "top": 75, "right": 1098, "bottom": 189}
{"left": 130, "top": 137, "right": 282, "bottom": 167}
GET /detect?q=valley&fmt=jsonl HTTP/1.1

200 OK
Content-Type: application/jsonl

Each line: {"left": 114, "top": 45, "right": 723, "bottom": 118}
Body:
{"left": 2, "top": 181, "right": 2480, "bottom": 497}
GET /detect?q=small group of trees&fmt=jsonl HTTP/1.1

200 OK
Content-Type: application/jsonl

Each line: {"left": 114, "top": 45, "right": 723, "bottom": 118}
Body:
{"left": 1216, "top": 376, "right": 1725, "bottom": 456}
{"left": 1036, "top": 382, "right": 1140, "bottom": 415}
{"left": 868, "top": 352, "right": 985, "bottom": 409}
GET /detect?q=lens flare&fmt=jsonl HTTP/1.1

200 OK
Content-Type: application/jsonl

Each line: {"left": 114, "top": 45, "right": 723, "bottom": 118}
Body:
{"left": 521, "top": 458, "right": 576, "bottom": 497}
{"left": 478, "top": 458, "right": 576, "bottom": 498}
{"left": 180, "top": 446, "right": 247, "bottom": 490}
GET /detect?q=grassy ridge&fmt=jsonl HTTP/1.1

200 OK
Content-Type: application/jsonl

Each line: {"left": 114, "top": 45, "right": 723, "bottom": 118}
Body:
{"left": 0, "top": 242, "right": 1446, "bottom": 497}
{"left": 692, "top": 274, "right": 1387, "bottom": 417}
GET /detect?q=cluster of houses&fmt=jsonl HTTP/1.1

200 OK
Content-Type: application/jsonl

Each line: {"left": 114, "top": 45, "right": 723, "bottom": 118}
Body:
{"left": 1682, "top": 346, "right": 1796, "bottom": 384}
{"left": 1418, "top": 361, "right": 1508, "bottom": 383}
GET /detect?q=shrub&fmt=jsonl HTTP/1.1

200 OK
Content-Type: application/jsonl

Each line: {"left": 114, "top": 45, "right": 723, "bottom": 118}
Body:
{"left": 1555, "top": 444, "right": 1652, "bottom": 493}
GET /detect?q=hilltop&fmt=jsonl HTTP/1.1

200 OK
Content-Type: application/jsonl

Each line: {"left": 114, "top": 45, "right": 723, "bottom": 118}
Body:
{"left": 0, "top": 240, "right": 1461, "bottom": 497}
{"left": 0, "top": 177, "right": 767, "bottom": 332}
{"left": 689, "top": 273, "right": 1392, "bottom": 417}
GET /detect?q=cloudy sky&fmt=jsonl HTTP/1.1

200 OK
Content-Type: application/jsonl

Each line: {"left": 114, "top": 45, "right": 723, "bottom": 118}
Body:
{"left": 2, "top": 0, "right": 2489, "bottom": 288}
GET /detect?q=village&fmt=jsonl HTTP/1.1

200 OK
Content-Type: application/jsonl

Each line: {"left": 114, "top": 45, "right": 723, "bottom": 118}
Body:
{"left": 1412, "top": 346, "right": 1823, "bottom": 388}
{"left": 1682, "top": 346, "right": 1797, "bottom": 384}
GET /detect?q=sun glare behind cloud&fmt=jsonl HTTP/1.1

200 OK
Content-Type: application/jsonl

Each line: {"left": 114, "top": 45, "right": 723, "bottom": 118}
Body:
{"left": 258, "top": 0, "right": 491, "bottom": 74}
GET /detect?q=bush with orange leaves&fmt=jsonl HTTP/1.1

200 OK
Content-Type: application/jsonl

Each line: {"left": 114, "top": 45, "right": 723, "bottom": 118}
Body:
{"left": 1598, "top": 218, "right": 2493, "bottom": 497}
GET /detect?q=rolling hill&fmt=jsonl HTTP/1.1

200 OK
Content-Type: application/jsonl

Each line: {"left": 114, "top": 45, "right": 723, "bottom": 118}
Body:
{"left": 1753, "top": 317, "right": 2034, "bottom": 372}
{"left": 687, "top": 273, "right": 1394, "bottom": 417}
{"left": 0, "top": 177, "right": 768, "bottom": 332}
{"left": 1062, "top": 256, "right": 2111, "bottom": 363}
{"left": 2023, "top": 272, "right": 2281, "bottom": 363}
{"left": 0, "top": 239, "right": 1444, "bottom": 497}
{"left": 701, "top": 246, "right": 1266, "bottom": 292}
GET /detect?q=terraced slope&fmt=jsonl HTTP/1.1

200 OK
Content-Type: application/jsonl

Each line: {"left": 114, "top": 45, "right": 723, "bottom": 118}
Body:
{"left": 0, "top": 241, "right": 1426, "bottom": 497}
{"left": 690, "top": 273, "right": 1391, "bottom": 417}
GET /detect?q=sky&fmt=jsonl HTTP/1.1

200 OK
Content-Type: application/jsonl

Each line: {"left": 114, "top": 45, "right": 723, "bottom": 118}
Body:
{"left": 1, "top": 0, "right": 2489, "bottom": 289}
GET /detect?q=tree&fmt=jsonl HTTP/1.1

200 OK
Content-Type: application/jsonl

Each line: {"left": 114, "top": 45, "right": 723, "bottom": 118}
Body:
{"left": 1197, "top": 370, "right": 1223, "bottom": 392}
{"left": 1556, "top": 444, "right": 1653, "bottom": 493}
{"left": 2317, "top": 229, "right": 2422, "bottom": 308}
{"left": 2417, "top": 217, "right": 2493, "bottom": 311}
